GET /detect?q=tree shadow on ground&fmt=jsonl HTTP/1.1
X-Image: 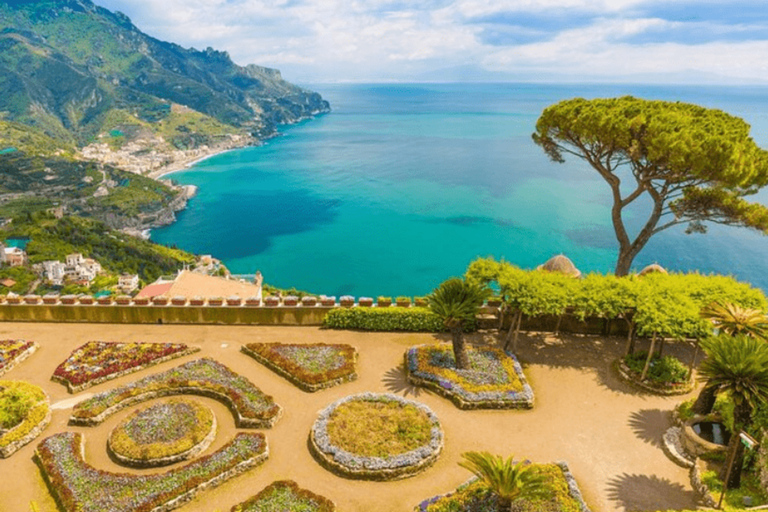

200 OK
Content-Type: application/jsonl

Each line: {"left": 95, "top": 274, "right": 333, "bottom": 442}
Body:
{"left": 628, "top": 409, "right": 671, "bottom": 448}
{"left": 606, "top": 472, "right": 701, "bottom": 511}
{"left": 381, "top": 363, "right": 424, "bottom": 398}
{"left": 491, "top": 330, "right": 699, "bottom": 397}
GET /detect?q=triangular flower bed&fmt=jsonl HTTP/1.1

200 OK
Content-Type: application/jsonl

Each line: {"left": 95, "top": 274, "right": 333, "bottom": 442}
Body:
{"left": 231, "top": 480, "right": 336, "bottom": 512}
{"left": 0, "top": 339, "right": 37, "bottom": 377}
{"left": 52, "top": 341, "right": 200, "bottom": 393}
{"left": 36, "top": 432, "right": 268, "bottom": 512}
{"left": 406, "top": 343, "right": 534, "bottom": 409}
{"left": 242, "top": 343, "right": 357, "bottom": 392}
{"left": 70, "top": 358, "right": 282, "bottom": 428}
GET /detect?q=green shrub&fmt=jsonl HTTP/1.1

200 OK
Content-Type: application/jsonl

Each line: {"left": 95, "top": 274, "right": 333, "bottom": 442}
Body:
{"left": 623, "top": 352, "right": 689, "bottom": 384}
{"left": 0, "top": 384, "right": 39, "bottom": 429}
{"left": 323, "top": 307, "right": 444, "bottom": 332}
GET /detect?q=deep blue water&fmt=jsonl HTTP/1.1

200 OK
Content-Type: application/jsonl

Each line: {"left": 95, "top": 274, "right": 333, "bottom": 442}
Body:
{"left": 151, "top": 83, "right": 768, "bottom": 297}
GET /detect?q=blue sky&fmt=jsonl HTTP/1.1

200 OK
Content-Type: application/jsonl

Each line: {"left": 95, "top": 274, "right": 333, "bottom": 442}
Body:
{"left": 95, "top": 0, "right": 768, "bottom": 84}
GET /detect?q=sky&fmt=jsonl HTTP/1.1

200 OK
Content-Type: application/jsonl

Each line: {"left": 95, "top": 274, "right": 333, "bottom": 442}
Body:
{"left": 95, "top": 0, "right": 768, "bottom": 84}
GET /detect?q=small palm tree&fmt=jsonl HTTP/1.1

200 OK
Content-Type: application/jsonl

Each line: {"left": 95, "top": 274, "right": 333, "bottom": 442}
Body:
{"left": 696, "top": 334, "right": 768, "bottom": 488}
{"left": 459, "top": 451, "right": 550, "bottom": 512}
{"left": 429, "top": 278, "right": 489, "bottom": 369}
{"left": 700, "top": 301, "right": 768, "bottom": 339}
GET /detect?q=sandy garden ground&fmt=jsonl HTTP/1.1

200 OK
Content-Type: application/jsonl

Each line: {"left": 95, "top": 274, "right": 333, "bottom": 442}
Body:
{"left": 0, "top": 322, "right": 702, "bottom": 512}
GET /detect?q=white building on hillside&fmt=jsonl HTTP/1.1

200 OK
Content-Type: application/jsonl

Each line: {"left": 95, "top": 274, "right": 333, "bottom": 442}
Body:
{"left": 43, "top": 261, "right": 66, "bottom": 286}
{"left": 119, "top": 274, "right": 139, "bottom": 292}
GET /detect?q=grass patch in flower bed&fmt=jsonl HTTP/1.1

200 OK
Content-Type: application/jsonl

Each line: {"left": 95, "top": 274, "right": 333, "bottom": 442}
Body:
{"left": 52, "top": 341, "right": 200, "bottom": 393}
{"left": 0, "top": 339, "right": 37, "bottom": 377}
{"left": 406, "top": 344, "right": 534, "bottom": 410}
{"left": 416, "top": 461, "right": 590, "bottom": 512}
{"left": 232, "top": 480, "right": 335, "bottom": 512}
{"left": 108, "top": 399, "right": 216, "bottom": 468}
{"left": 70, "top": 358, "right": 282, "bottom": 428}
{"left": 35, "top": 431, "right": 268, "bottom": 512}
{"left": 0, "top": 380, "right": 51, "bottom": 458}
{"left": 241, "top": 343, "right": 357, "bottom": 392}
{"left": 309, "top": 392, "right": 443, "bottom": 480}
{"left": 614, "top": 351, "right": 694, "bottom": 396}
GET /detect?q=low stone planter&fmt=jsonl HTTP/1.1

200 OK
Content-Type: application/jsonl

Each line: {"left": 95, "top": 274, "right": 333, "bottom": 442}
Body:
{"left": 377, "top": 298, "right": 392, "bottom": 308}
{"left": 309, "top": 393, "right": 443, "bottom": 480}
{"left": 42, "top": 295, "right": 59, "bottom": 305}
{"left": 5, "top": 296, "right": 22, "bottom": 305}
{"left": 171, "top": 296, "right": 187, "bottom": 306}
{"left": 78, "top": 296, "right": 94, "bottom": 305}
{"left": 396, "top": 299, "right": 411, "bottom": 308}
{"left": 358, "top": 297, "right": 373, "bottom": 307}
{"left": 132, "top": 297, "right": 150, "bottom": 306}
{"left": 60, "top": 295, "right": 77, "bottom": 305}
{"left": 613, "top": 359, "right": 695, "bottom": 396}
{"left": 339, "top": 296, "right": 355, "bottom": 308}
{"left": 226, "top": 296, "right": 242, "bottom": 307}
{"left": 189, "top": 296, "right": 205, "bottom": 306}
{"left": 283, "top": 296, "right": 298, "bottom": 307}
{"left": 264, "top": 296, "right": 280, "bottom": 307}
{"left": 413, "top": 298, "right": 428, "bottom": 308}
{"left": 245, "top": 297, "right": 261, "bottom": 307}
{"left": 97, "top": 296, "right": 113, "bottom": 305}
{"left": 208, "top": 297, "right": 224, "bottom": 307}
{"left": 152, "top": 296, "right": 169, "bottom": 306}
{"left": 301, "top": 296, "right": 318, "bottom": 306}
{"left": 115, "top": 296, "right": 132, "bottom": 305}
{"left": 23, "top": 295, "right": 41, "bottom": 305}
{"left": 320, "top": 297, "right": 336, "bottom": 307}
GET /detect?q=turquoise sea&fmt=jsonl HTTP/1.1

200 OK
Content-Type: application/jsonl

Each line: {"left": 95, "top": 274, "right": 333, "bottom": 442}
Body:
{"left": 151, "top": 83, "right": 768, "bottom": 297}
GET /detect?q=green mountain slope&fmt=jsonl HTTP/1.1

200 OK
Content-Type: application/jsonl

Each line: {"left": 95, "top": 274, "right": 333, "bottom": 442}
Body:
{"left": 0, "top": 0, "right": 329, "bottom": 145}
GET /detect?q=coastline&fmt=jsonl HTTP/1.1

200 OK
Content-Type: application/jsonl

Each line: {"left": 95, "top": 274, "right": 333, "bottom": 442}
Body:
{"left": 150, "top": 145, "right": 251, "bottom": 180}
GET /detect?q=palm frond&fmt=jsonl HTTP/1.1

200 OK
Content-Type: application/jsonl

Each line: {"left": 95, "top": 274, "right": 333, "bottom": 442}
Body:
{"left": 459, "top": 451, "right": 551, "bottom": 505}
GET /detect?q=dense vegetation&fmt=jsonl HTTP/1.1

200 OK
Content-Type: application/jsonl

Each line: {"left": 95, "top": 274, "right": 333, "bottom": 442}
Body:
{"left": 323, "top": 307, "right": 445, "bottom": 332}
{"left": 3, "top": 213, "right": 194, "bottom": 283}
{"left": 466, "top": 257, "right": 766, "bottom": 341}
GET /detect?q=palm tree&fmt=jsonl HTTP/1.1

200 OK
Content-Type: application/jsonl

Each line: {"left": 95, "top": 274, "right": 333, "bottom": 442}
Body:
{"left": 700, "top": 301, "right": 768, "bottom": 339}
{"left": 429, "top": 278, "right": 489, "bottom": 370}
{"left": 459, "top": 451, "right": 550, "bottom": 512}
{"left": 696, "top": 334, "right": 768, "bottom": 488}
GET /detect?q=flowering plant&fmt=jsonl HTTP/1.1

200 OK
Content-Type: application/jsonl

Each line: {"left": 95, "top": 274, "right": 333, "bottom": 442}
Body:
{"left": 0, "top": 340, "right": 37, "bottom": 377}
{"left": 232, "top": 480, "right": 336, "bottom": 512}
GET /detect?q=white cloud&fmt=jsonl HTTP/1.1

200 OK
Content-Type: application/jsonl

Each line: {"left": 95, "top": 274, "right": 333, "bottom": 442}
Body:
{"left": 95, "top": 0, "right": 768, "bottom": 83}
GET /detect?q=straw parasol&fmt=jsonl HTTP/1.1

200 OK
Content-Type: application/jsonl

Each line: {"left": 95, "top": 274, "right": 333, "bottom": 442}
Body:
{"left": 638, "top": 263, "right": 668, "bottom": 276}
{"left": 537, "top": 254, "right": 581, "bottom": 278}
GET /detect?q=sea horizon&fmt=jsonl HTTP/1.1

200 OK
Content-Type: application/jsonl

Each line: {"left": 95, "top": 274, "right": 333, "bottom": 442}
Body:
{"left": 151, "top": 82, "right": 768, "bottom": 297}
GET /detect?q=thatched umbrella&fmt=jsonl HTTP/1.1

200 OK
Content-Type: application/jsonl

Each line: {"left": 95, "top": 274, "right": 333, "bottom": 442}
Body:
{"left": 537, "top": 254, "right": 581, "bottom": 278}
{"left": 639, "top": 263, "right": 668, "bottom": 276}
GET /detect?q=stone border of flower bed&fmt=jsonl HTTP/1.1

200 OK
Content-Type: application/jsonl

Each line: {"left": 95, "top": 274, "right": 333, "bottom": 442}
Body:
{"left": 0, "top": 340, "right": 37, "bottom": 377}
{"left": 70, "top": 359, "right": 282, "bottom": 429}
{"left": 52, "top": 341, "right": 200, "bottom": 393}
{"left": 231, "top": 480, "right": 336, "bottom": 512}
{"left": 405, "top": 344, "right": 534, "bottom": 410}
{"left": 415, "top": 461, "right": 592, "bottom": 512}
{"left": 35, "top": 431, "right": 269, "bottom": 512}
{"left": 241, "top": 343, "right": 358, "bottom": 393}
{"left": 108, "top": 400, "right": 217, "bottom": 468}
{"left": 612, "top": 359, "right": 695, "bottom": 396}
{"left": 0, "top": 381, "right": 51, "bottom": 458}
{"left": 309, "top": 392, "right": 443, "bottom": 481}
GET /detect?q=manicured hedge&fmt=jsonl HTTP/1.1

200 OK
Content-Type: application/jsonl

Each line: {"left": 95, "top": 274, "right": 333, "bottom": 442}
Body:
{"left": 323, "top": 307, "right": 445, "bottom": 332}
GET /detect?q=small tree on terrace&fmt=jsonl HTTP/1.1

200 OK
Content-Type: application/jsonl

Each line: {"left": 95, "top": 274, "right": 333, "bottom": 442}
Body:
{"left": 429, "top": 278, "right": 490, "bottom": 370}
{"left": 533, "top": 97, "right": 768, "bottom": 276}
{"left": 459, "top": 451, "right": 550, "bottom": 512}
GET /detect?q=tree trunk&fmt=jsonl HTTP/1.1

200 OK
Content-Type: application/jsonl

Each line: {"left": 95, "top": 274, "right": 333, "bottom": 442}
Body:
{"left": 498, "top": 496, "right": 512, "bottom": 512}
{"left": 719, "top": 401, "right": 753, "bottom": 489}
{"left": 657, "top": 337, "right": 665, "bottom": 358}
{"left": 451, "top": 326, "right": 470, "bottom": 370}
{"left": 513, "top": 310, "right": 523, "bottom": 353}
{"left": 640, "top": 333, "right": 657, "bottom": 381}
{"left": 688, "top": 340, "right": 700, "bottom": 375}
{"left": 555, "top": 314, "right": 563, "bottom": 335}
{"left": 692, "top": 385, "right": 718, "bottom": 415}
{"left": 624, "top": 320, "right": 635, "bottom": 356}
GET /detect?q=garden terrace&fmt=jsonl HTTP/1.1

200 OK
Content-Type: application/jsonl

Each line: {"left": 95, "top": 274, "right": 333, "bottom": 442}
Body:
{"left": 0, "top": 380, "right": 50, "bottom": 458}
{"left": 52, "top": 341, "right": 200, "bottom": 393}
{"left": 406, "top": 344, "right": 534, "bottom": 409}
{"left": 35, "top": 432, "right": 268, "bottom": 512}
{"left": 231, "top": 480, "right": 336, "bottom": 512}
{"left": 416, "top": 461, "right": 590, "bottom": 512}
{"left": 241, "top": 343, "right": 357, "bottom": 392}
{"left": 70, "top": 358, "right": 282, "bottom": 428}
{"left": 0, "top": 340, "right": 37, "bottom": 376}
{"left": 310, "top": 392, "right": 443, "bottom": 480}
{"left": 107, "top": 399, "right": 217, "bottom": 468}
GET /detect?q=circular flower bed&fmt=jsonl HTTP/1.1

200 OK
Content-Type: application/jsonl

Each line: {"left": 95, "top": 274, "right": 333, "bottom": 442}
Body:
{"left": 309, "top": 392, "right": 443, "bottom": 480}
{"left": 108, "top": 399, "right": 216, "bottom": 467}
{"left": 615, "top": 352, "right": 694, "bottom": 396}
